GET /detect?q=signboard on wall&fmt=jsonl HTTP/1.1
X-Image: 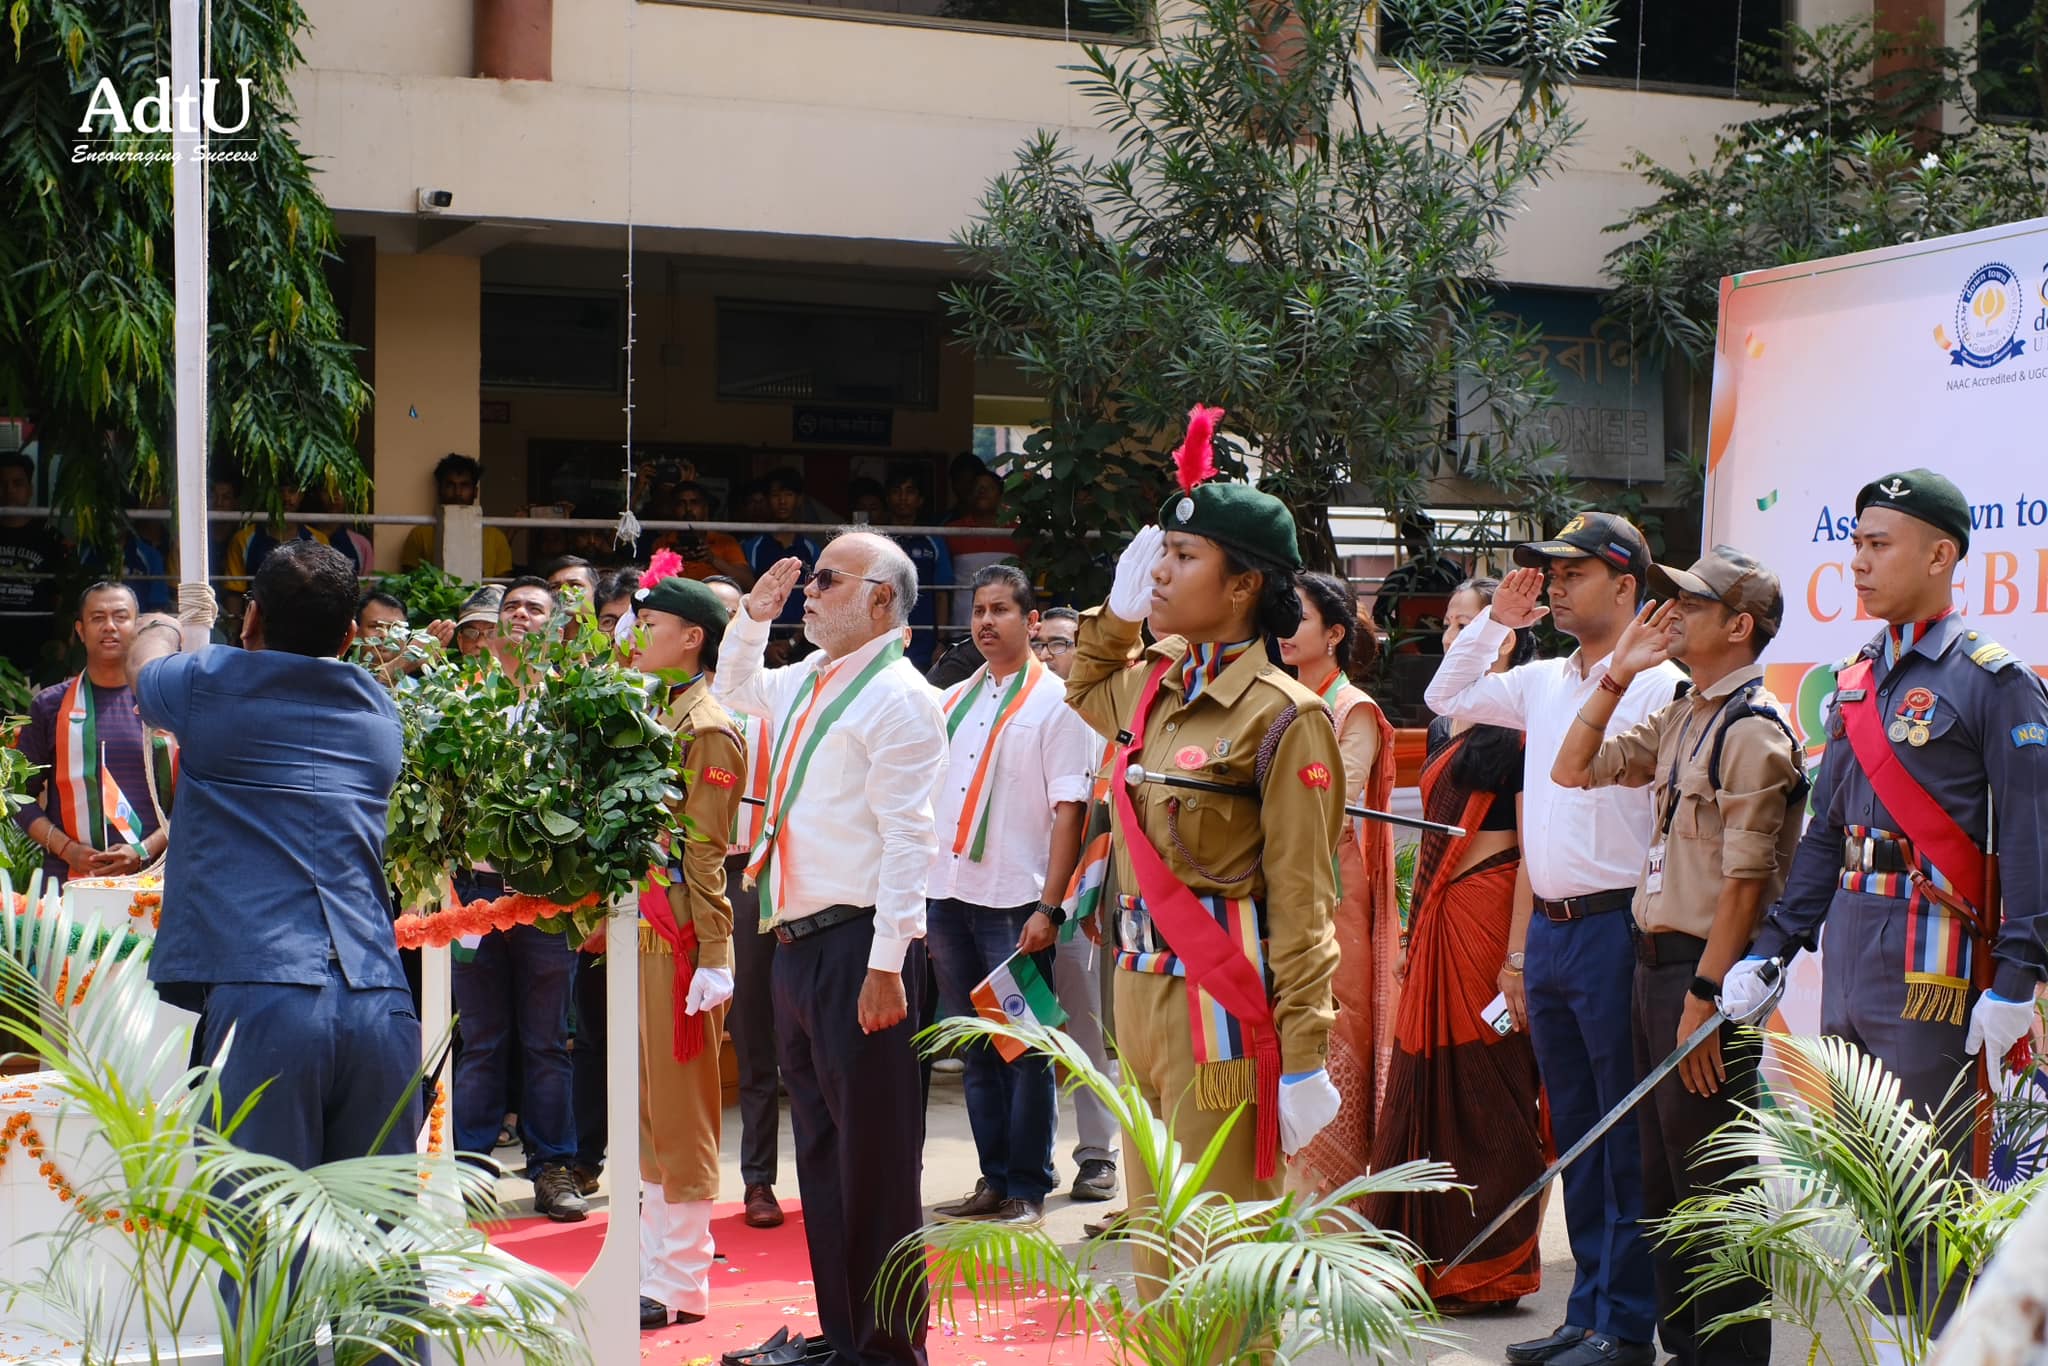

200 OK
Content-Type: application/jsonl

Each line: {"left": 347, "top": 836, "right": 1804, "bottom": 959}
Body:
{"left": 1459, "top": 287, "right": 1666, "bottom": 483}
{"left": 1703, "top": 218, "right": 2048, "bottom": 1183}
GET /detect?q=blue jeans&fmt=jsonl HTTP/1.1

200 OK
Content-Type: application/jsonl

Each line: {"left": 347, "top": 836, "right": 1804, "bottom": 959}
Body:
{"left": 1525, "top": 906, "right": 1657, "bottom": 1344}
{"left": 451, "top": 920, "right": 579, "bottom": 1177}
{"left": 925, "top": 898, "right": 1059, "bottom": 1204}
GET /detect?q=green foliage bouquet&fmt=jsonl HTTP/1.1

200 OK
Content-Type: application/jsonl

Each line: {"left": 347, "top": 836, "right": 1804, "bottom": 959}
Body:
{"left": 378, "top": 564, "right": 480, "bottom": 628}
{"left": 385, "top": 616, "right": 682, "bottom": 942}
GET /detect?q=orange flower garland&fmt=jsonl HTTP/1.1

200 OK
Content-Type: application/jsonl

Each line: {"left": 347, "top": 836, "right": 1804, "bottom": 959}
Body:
{"left": 2, "top": 1111, "right": 77, "bottom": 1205}
{"left": 128, "top": 890, "right": 163, "bottom": 929}
{"left": 427, "top": 1080, "right": 448, "bottom": 1156}
{"left": 393, "top": 891, "right": 601, "bottom": 950}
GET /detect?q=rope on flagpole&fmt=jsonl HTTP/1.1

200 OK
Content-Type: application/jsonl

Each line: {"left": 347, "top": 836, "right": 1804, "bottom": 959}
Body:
{"left": 614, "top": 0, "right": 641, "bottom": 551}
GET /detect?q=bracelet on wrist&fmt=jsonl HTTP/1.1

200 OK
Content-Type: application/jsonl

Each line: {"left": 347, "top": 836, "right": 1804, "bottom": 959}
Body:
{"left": 1597, "top": 672, "right": 1628, "bottom": 698}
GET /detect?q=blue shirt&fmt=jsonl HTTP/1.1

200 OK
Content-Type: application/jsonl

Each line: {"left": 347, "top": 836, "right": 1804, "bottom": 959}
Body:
{"left": 890, "top": 532, "right": 952, "bottom": 668}
{"left": 742, "top": 533, "right": 822, "bottom": 626}
{"left": 136, "top": 648, "right": 406, "bottom": 1002}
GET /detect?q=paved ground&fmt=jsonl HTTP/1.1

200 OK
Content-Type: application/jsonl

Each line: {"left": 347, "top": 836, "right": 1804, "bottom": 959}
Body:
{"left": 507, "top": 1061, "right": 1860, "bottom": 1364}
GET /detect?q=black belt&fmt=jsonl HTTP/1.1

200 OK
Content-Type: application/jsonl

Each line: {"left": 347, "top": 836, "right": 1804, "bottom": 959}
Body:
{"left": 771, "top": 904, "right": 874, "bottom": 946}
{"left": 1534, "top": 888, "right": 1634, "bottom": 923}
{"left": 1633, "top": 928, "right": 1707, "bottom": 967}
{"left": 1841, "top": 834, "right": 1911, "bottom": 875}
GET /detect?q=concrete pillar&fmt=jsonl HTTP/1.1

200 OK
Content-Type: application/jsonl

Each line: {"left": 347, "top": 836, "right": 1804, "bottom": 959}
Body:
{"left": 370, "top": 253, "right": 482, "bottom": 571}
{"left": 474, "top": 0, "right": 552, "bottom": 82}
{"left": 1873, "top": 0, "right": 1945, "bottom": 133}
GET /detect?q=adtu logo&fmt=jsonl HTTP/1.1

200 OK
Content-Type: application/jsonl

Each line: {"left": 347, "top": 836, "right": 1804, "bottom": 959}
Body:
{"left": 80, "top": 76, "right": 254, "bottom": 135}
{"left": 1941, "top": 262, "right": 2027, "bottom": 369}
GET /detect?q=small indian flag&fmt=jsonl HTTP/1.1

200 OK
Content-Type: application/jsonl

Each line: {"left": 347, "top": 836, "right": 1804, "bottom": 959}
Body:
{"left": 1059, "top": 831, "right": 1110, "bottom": 939}
{"left": 970, "top": 951, "right": 1068, "bottom": 1062}
{"left": 100, "top": 750, "right": 146, "bottom": 858}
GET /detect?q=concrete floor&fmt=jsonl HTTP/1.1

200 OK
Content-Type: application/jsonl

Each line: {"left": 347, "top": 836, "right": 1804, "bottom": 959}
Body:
{"left": 650, "top": 1066, "right": 1863, "bottom": 1365}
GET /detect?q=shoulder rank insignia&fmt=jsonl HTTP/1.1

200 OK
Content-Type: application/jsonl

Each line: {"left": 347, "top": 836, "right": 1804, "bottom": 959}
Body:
{"left": 1967, "top": 636, "right": 2017, "bottom": 672}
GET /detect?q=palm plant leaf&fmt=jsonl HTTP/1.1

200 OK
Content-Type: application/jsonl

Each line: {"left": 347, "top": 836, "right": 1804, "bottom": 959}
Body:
{"left": 0, "top": 874, "right": 590, "bottom": 1365}
{"left": 894, "top": 1015, "right": 1459, "bottom": 1364}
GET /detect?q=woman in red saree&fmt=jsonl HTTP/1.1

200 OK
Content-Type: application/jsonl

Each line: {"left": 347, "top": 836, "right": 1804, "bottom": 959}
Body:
{"left": 1284, "top": 573, "right": 1400, "bottom": 1186}
{"left": 1364, "top": 578, "right": 1548, "bottom": 1310}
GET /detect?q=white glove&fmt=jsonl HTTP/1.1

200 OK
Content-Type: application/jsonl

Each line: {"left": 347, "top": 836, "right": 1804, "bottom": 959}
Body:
{"left": 1965, "top": 990, "right": 2035, "bottom": 1066}
{"left": 684, "top": 965, "right": 733, "bottom": 1015}
{"left": 1277, "top": 1069, "right": 1342, "bottom": 1156}
{"left": 1717, "top": 956, "right": 1775, "bottom": 1024}
{"left": 612, "top": 608, "right": 637, "bottom": 647}
{"left": 1106, "top": 525, "right": 1166, "bottom": 623}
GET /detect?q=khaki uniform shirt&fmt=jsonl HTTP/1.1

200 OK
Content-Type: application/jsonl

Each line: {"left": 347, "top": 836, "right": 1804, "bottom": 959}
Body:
{"left": 1585, "top": 662, "right": 1805, "bottom": 938}
{"left": 1065, "top": 610, "right": 1344, "bottom": 1073}
{"left": 658, "top": 677, "right": 747, "bottom": 969}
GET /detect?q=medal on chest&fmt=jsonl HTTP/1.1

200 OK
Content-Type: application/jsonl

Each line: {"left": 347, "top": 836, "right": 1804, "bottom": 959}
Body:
{"left": 1891, "top": 687, "right": 1936, "bottom": 748}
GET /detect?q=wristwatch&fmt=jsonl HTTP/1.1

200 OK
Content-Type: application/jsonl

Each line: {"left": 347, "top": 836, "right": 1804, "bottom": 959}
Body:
{"left": 1036, "top": 901, "right": 1068, "bottom": 928}
{"left": 1688, "top": 974, "right": 1721, "bottom": 1004}
{"left": 1503, "top": 951, "right": 1525, "bottom": 975}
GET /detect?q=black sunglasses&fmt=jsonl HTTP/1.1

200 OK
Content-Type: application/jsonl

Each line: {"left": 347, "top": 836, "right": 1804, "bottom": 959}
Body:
{"left": 801, "top": 567, "right": 888, "bottom": 593}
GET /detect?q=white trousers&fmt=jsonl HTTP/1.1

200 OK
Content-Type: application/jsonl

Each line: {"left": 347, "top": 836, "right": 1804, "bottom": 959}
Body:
{"left": 640, "top": 1183, "right": 715, "bottom": 1315}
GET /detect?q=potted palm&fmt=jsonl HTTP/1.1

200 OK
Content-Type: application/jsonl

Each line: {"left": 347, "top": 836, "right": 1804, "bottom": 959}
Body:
{"left": 0, "top": 874, "right": 590, "bottom": 1365}
{"left": 1657, "top": 1031, "right": 2045, "bottom": 1366}
{"left": 882, "top": 1015, "right": 1463, "bottom": 1364}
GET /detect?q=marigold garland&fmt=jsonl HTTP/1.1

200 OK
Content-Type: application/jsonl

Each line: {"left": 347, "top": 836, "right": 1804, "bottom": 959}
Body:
{"left": 2, "top": 1111, "right": 76, "bottom": 1205}
{"left": 393, "top": 891, "right": 601, "bottom": 950}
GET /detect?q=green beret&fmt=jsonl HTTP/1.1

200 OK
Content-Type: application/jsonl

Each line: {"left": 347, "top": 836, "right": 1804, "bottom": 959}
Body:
{"left": 635, "top": 576, "right": 730, "bottom": 632}
{"left": 1157, "top": 482, "right": 1302, "bottom": 571}
{"left": 1855, "top": 468, "right": 1972, "bottom": 555}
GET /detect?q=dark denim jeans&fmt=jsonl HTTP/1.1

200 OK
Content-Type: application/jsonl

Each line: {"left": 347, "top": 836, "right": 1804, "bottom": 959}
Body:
{"left": 925, "top": 898, "right": 1059, "bottom": 1204}
{"left": 451, "top": 916, "right": 579, "bottom": 1178}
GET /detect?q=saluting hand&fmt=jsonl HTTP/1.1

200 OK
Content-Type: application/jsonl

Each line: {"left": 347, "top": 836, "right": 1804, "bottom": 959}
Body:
{"left": 746, "top": 558, "right": 805, "bottom": 623}
{"left": 1489, "top": 567, "right": 1550, "bottom": 630}
{"left": 1609, "top": 599, "right": 1679, "bottom": 686}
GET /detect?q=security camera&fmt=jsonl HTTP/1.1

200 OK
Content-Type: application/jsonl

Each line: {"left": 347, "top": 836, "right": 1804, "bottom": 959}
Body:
{"left": 416, "top": 188, "right": 455, "bottom": 213}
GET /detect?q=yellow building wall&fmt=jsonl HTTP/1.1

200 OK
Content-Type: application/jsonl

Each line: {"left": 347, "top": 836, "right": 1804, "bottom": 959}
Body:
{"left": 369, "top": 253, "right": 483, "bottom": 569}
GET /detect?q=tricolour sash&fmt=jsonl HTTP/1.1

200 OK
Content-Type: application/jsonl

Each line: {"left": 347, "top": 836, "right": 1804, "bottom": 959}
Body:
{"left": 941, "top": 658, "right": 1048, "bottom": 862}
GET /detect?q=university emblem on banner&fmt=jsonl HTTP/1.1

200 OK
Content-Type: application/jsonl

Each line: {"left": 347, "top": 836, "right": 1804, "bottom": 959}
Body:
{"left": 1938, "top": 262, "right": 2026, "bottom": 369}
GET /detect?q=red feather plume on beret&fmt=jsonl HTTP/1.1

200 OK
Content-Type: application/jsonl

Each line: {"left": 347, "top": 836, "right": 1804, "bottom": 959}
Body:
{"left": 1173, "top": 404, "right": 1225, "bottom": 495}
{"left": 642, "top": 549, "right": 684, "bottom": 587}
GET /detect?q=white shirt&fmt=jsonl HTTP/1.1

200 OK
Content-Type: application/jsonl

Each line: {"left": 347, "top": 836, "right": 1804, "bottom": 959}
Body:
{"left": 926, "top": 661, "right": 1096, "bottom": 908}
{"left": 1423, "top": 606, "right": 1684, "bottom": 901}
{"left": 714, "top": 609, "right": 949, "bottom": 973}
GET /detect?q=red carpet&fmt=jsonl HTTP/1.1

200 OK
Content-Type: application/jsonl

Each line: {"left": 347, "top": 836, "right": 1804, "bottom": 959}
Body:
{"left": 488, "top": 1202, "right": 1110, "bottom": 1364}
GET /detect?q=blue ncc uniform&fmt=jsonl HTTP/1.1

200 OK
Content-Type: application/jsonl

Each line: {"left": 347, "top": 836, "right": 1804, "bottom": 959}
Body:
{"left": 1754, "top": 612, "right": 2048, "bottom": 1165}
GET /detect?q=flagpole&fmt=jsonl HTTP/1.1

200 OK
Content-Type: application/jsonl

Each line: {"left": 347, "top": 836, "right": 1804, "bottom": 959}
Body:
{"left": 170, "top": 0, "right": 210, "bottom": 652}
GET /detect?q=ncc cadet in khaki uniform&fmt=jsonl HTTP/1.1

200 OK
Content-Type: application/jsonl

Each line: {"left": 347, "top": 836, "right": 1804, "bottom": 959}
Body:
{"left": 1063, "top": 406, "right": 1346, "bottom": 1283}
{"left": 627, "top": 572, "right": 750, "bottom": 1332}
{"left": 1553, "top": 547, "right": 1805, "bottom": 1366}
{"left": 1723, "top": 470, "right": 2048, "bottom": 1351}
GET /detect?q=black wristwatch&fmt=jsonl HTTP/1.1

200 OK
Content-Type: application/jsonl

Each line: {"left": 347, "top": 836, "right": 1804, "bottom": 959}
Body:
{"left": 1688, "top": 974, "right": 1721, "bottom": 1004}
{"left": 1036, "top": 901, "right": 1068, "bottom": 927}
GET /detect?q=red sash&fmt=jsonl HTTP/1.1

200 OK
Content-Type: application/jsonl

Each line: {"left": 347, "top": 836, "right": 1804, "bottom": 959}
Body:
{"left": 1110, "top": 658, "right": 1284, "bottom": 1180}
{"left": 1835, "top": 658, "right": 1987, "bottom": 917}
{"left": 640, "top": 874, "right": 706, "bottom": 1064}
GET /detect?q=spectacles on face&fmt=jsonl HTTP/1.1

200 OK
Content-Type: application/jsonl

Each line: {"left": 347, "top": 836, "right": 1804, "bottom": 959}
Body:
{"left": 457, "top": 623, "right": 492, "bottom": 642}
{"left": 801, "top": 567, "right": 888, "bottom": 593}
{"left": 1029, "top": 638, "right": 1075, "bottom": 657}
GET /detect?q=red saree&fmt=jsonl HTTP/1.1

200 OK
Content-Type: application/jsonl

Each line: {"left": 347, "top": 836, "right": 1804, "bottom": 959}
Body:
{"left": 1363, "top": 733, "right": 1547, "bottom": 1306}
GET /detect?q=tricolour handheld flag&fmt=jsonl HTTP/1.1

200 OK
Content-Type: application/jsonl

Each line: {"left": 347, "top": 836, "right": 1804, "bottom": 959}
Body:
{"left": 101, "top": 746, "right": 147, "bottom": 859}
{"left": 969, "top": 950, "right": 1068, "bottom": 1062}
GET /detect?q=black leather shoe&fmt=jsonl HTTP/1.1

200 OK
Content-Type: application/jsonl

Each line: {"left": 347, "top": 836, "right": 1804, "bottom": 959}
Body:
{"left": 1505, "top": 1323, "right": 1592, "bottom": 1364}
{"left": 932, "top": 1178, "right": 1007, "bottom": 1222}
{"left": 1070, "top": 1158, "right": 1119, "bottom": 1201}
{"left": 1546, "top": 1334, "right": 1654, "bottom": 1366}
{"left": 720, "top": 1328, "right": 815, "bottom": 1365}
{"left": 640, "top": 1296, "right": 671, "bottom": 1331}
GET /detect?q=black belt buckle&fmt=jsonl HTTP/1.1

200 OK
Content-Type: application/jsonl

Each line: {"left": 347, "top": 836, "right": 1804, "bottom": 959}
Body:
{"left": 1841, "top": 834, "right": 1908, "bottom": 876}
{"left": 1634, "top": 929, "right": 1707, "bottom": 968}
{"left": 771, "top": 904, "right": 871, "bottom": 946}
{"left": 1538, "top": 888, "right": 1629, "bottom": 923}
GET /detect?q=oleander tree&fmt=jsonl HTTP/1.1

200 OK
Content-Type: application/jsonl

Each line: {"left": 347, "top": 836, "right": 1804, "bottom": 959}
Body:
{"left": 946, "top": 0, "right": 1615, "bottom": 591}
{"left": 0, "top": 0, "right": 370, "bottom": 544}
{"left": 1604, "top": 15, "right": 2048, "bottom": 364}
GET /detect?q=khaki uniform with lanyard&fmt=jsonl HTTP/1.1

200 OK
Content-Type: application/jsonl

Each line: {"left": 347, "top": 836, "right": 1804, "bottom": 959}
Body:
{"left": 1064, "top": 437, "right": 1345, "bottom": 1283}
{"left": 634, "top": 576, "right": 749, "bottom": 1324}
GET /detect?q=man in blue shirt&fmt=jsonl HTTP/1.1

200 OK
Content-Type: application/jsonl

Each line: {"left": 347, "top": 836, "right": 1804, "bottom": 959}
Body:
{"left": 128, "top": 541, "right": 420, "bottom": 1168}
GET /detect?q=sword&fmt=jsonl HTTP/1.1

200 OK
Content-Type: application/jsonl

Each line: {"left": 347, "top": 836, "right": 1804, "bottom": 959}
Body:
{"left": 1122, "top": 764, "right": 1468, "bottom": 837}
{"left": 1441, "top": 958, "right": 1789, "bottom": 1273}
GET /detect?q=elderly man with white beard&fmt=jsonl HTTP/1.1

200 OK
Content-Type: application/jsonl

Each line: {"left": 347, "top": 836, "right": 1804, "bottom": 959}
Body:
{"left": 713, "top": 530, "right": 949, "bottom": 1366}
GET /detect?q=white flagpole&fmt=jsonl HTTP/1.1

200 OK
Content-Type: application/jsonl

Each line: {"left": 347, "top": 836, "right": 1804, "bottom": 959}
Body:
{"left": 170, "top": 0, "right": 209, "bottom": 651}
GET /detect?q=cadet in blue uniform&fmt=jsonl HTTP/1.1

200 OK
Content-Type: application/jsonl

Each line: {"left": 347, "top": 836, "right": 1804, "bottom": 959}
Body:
{"left": 1724, "top": 469, "right": 2048, "bottom": 1347}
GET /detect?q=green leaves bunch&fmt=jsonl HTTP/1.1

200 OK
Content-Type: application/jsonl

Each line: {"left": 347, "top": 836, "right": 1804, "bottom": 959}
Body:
{"left": 376, "top": 564, "right": 479, "bottom": 628}
{"left": 0, "top": 0, "right": 370, "bottom": 543}
{"left": 384, "top": 615, "right": 685, "bottom": 939}
{"left": 949, "top": 0, "right": 1616, "bottom": 587}
{"left": 1605, "top": 18, "right": 2048, "bottom": 363}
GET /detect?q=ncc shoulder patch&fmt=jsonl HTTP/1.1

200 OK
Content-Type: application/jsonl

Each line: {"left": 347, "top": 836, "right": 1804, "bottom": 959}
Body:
{"left": 2013, "top": 723, "right": 2048, "bottom": 750}
{"left": 704, "top": 766, "right": 738, "bottom": 788}
{"left": 1297, "top": 762, "right": 1332, "bottom": 790}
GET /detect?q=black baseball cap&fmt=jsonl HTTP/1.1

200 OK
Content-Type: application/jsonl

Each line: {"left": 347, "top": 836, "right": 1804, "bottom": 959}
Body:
{"left": 1514, "top": 512, "right": 1652, "bottom": 582}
